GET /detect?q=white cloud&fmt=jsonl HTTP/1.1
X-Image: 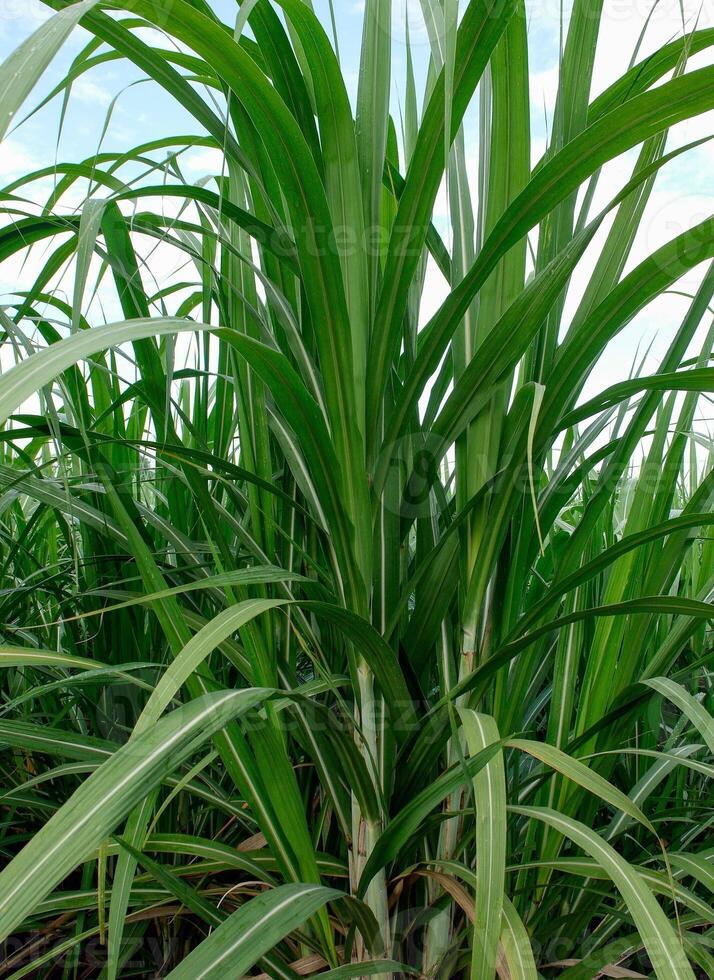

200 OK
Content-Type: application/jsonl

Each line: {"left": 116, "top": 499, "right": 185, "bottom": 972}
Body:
{"left": 71, "top": 77, "right": 113, "bottom": 108}
{"left": 530, "top": 64, "right": 560, "bottom": 116}
{"left": 133, "top": 26, "right": 170, "bottom": 48}
{"left": 0, "top": 1, "right": 52, "bottom": 32}
{"left": 183, "top": 148, "right": 225, "bottom": 176}
{"left": 0, "top": 138, "right": 38, "bottom": 181}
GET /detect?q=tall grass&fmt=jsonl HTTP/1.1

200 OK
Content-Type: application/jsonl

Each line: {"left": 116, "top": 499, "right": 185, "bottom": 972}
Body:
{"left": 0, "top": 0, "right": 712, "bottom": 976}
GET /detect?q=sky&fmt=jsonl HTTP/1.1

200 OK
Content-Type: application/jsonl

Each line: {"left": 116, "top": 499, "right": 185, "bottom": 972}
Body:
{"left": 0, "top": 0, "right": 713, "bottom": 427}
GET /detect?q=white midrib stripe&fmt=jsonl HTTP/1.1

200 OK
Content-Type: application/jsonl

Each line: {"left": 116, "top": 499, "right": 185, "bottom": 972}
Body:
{"left": 200, "top": 686, "right": 299, "bottom": 880}
{"left": 474, "top": 714, "right": 500, "bottom": 963}
{"left": 647, "top": 678, "right": 714, "bottom": 754}
{"left": 138, "top": 601, "right": 275, "bottom": 732}
{"left": 192, "top": 886, "right": 324, "bottom": 980}
{"left": 0, "top": 691, "right": 239, "bottom": 914}
{"left": 542, "top": 810, "right": 677, "bottom": 971}
{"left": 0, "top": 729, "right": 109, "bottom": 758}
{"left": 503, "top": 904, "right": 527, "bottom": 975}
{"left": 0, "top": 320, "right": 208, "bottom": 427}
{"left": 0, "top": 652, "right": 88, "bottom": 664}
{"left": 607, "top": 760, "right": 670, "bottom": 840}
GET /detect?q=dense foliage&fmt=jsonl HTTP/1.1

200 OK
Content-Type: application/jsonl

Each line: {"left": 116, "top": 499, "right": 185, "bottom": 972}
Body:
{"left": 0, "top": 0, "right": 712, "bottom": 976}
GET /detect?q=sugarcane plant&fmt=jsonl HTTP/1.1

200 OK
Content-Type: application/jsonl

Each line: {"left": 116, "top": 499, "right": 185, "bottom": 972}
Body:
{"left": 0, "top": 0, "right": 712, "bottom": 976}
